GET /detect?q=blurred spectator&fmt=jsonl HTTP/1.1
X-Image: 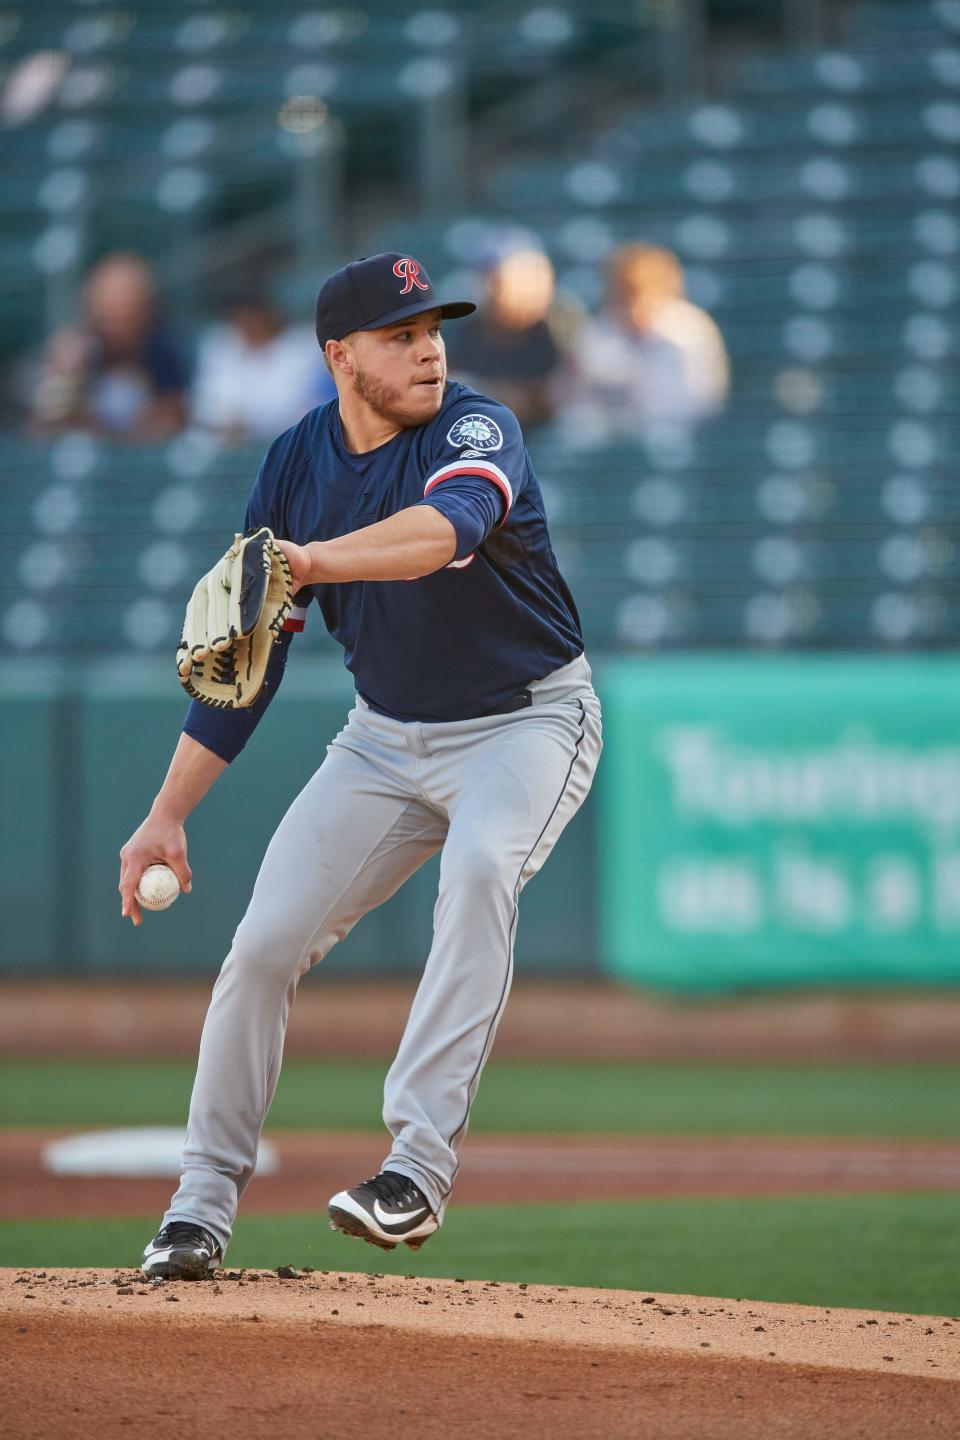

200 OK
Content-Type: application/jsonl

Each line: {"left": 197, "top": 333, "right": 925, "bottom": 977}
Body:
{"left": 445, "top": 248, "right": 565, "bottom": 432}
{"left": 191, "top": 292, "right": 335, "bottom": 442}
{"left": 30, "top": 253, "right": 188, "bottom": 440}
{"left": 561, "top": 244, "right": 729, "bottom": 439}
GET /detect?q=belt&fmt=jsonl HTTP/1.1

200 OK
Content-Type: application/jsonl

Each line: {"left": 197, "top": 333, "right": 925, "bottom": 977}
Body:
{"left": 482, "top": 689, "right": 533, "bottom": 716}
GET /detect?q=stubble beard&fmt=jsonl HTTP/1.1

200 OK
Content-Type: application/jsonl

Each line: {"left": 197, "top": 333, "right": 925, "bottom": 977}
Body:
{"left": 352, "top": 361, "right": 445, "bottom": 429}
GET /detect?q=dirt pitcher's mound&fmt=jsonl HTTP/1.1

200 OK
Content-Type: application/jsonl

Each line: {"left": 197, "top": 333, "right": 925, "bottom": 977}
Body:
{"left": 1, "top": 1270, "right": 958, "bottom": 1440}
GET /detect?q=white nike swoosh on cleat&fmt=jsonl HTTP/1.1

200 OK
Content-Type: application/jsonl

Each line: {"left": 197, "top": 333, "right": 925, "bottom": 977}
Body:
{"left": 371, "top": 1199, "right": 428, "bottom": 1227}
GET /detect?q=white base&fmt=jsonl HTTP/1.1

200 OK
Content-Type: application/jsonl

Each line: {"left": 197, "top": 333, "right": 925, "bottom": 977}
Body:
{"left": 43, "top": 1127, "right": 278, "bottom": 1178}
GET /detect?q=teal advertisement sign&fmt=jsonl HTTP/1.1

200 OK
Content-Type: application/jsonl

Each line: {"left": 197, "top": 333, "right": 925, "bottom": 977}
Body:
{"left": 599, "top": 657, "right": 960, "bottom": 992}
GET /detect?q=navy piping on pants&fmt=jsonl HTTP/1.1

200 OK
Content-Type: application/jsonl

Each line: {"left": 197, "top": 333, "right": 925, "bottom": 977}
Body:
{"left": 437, "top": 697, "right": 587, "bottom": 1203}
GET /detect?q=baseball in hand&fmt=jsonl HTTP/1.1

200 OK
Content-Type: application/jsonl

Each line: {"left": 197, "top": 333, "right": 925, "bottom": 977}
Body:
{"left": 135, "top": 864, "right": 181, "bottom": 912}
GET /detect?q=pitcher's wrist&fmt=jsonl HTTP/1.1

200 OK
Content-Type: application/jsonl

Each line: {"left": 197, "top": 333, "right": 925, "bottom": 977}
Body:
{"left": 304, "top": 540, "right": 329, "bottom": 584}
{"left": 149, "top": 795, "right": 188, "bottom": 826}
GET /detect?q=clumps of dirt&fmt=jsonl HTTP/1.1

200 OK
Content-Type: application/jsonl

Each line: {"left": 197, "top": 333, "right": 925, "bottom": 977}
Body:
{"left": 4, "top": 1270, "right": 960, "bottom": 1440}
{"left": 2, "top": 1269, "right": 958, "bottom": 1382}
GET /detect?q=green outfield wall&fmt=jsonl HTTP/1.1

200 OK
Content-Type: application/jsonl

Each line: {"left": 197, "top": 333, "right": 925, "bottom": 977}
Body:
{"left": 3, "top": 656, "right": 959, "bottom": 989}
{"left": 0, "top": 659, "right": 596, "bottom": 978}
{"left": 599, "top": 655, "right": 960, "bottom": 991}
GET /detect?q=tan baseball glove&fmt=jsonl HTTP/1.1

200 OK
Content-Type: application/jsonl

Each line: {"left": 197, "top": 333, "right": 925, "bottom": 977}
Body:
{"left": 176, "top": 526, "right": 294, "bottom": 708}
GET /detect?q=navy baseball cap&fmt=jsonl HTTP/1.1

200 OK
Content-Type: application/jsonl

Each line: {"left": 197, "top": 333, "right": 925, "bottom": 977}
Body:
{"left": 315, "top": 252, "right": 475, "bottom": 348}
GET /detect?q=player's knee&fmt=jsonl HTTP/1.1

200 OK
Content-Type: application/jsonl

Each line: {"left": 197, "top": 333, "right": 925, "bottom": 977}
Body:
{"left": 445, "top": 839, "right": 514, "bottom": 895}
{"left": 227, "top": 919, "right": 303, "bottom": 988}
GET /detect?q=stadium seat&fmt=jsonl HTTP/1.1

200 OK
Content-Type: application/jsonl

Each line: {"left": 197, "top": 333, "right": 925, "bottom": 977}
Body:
{"left": 1, "top": 0, "right": 957, "bottom": 655}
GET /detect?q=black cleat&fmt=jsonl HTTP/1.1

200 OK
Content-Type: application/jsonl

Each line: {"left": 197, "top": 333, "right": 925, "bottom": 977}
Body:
{"left": 328, "top": 1170, "right": 439, "bottom": 1252}
{"left": 141, "top": 1222, "right": 222, "bottom": 1280}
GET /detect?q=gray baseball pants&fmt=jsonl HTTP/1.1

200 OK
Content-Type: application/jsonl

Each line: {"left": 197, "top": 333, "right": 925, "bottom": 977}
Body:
{"left": 164, "top": 652, "right": 602, "bottom": 1254}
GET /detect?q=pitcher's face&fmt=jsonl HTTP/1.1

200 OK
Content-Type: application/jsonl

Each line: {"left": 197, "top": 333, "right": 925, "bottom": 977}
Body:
{"left": 345, "top": 309, "right": 447, "bottom": 429}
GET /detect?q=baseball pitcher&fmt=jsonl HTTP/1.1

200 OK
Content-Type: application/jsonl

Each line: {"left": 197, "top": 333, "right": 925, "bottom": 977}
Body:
{"left": 119, "top": 253, "right": 602, "bottom": 1278}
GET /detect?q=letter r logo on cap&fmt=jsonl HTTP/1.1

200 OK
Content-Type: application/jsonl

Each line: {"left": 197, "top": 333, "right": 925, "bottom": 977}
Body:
{"left": 393, "top": 258, "right": 430, "bottom": 294}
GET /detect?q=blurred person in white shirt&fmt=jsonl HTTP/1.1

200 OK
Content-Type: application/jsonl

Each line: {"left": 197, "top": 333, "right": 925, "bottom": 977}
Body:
{"left": 561, "top": 245, "right": 729, "bottom": 443}
{"left": 191, "top": 292, "right": 335, "bottom": 443}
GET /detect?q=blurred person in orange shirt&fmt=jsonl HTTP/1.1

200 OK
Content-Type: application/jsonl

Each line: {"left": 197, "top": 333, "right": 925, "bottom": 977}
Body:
{"left": 30, "top": 252, "right": 188, "bottom": 440}
{"left": 191, "top": 291, "right": 336, "bottom": 444}
{"left": 561, "top": 244, "right": 729, "bottom": 442}
{"left": 444, "top": 247, "right": 566, "bottom": 433}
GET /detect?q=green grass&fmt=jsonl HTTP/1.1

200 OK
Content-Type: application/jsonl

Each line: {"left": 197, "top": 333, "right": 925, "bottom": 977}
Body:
{"left": 2, "top": 1057, "right": 959, "bottom": 1137}
{"left": 2, "top": 1194, "right": 957, "bottom": 1315}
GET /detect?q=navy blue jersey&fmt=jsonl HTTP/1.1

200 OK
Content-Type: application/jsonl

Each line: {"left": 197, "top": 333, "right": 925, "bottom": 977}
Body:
{"left": 184, "top": 382, "right": 582, "bottom": 756}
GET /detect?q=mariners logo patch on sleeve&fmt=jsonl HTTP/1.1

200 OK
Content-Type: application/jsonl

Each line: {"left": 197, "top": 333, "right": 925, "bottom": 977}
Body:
{"left": 447, "top": 413, "right": 504, "bottom": 452}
